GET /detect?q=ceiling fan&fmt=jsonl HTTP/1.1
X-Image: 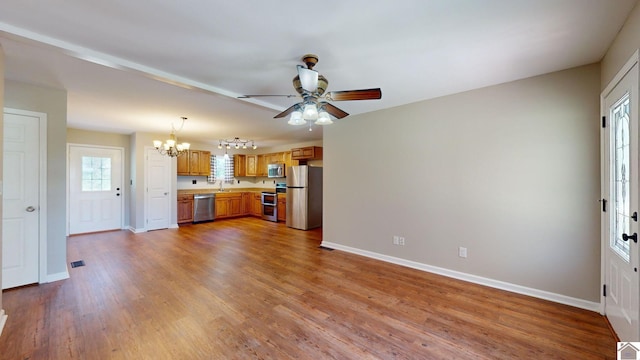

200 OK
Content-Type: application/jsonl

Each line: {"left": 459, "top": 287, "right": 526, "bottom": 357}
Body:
{"left": 239, "top": 54, "right": 381, "bottom": 124}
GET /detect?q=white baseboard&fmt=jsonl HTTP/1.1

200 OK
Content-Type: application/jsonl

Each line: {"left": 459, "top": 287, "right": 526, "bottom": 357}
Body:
{"left": 46, "top": 270, "right": 70, "bottom": 283}
{"left": 321, "top": 241, "right": 600, "bottom": 312}
{"left": 128, "top": 225, "right": 179, "bottom": 233}
{"left": 0, "top": 309, "right": 7, "bottom": 337}
{"left": 128, "top": 226, "right": 146, "bottom": 233}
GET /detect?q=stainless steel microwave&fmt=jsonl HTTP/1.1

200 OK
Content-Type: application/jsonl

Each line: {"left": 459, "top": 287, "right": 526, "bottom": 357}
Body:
{"left": 267, "top": 163, "right": 285, "bottom": 178}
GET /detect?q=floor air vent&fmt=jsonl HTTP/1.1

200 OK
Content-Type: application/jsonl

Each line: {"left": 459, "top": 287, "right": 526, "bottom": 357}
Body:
{"left": 318, "top": 246, "right": 334, "bottom": 251}
{"left": 70, "top": 260, "right": 85, "bottom": 268}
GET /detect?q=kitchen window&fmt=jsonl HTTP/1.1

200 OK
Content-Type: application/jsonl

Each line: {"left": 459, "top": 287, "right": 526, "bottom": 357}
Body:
{"left": 208, "top": 154, "right": 234, "bottom": 183}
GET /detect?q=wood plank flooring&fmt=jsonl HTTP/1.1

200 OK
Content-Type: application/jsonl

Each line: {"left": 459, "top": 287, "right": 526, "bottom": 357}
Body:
{"left": 0, "top": 217, "right": 616, "bottom": 359}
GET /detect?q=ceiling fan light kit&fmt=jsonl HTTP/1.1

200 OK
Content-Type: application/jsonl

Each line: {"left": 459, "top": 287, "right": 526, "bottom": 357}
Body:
{"left": 241, "top": 54, "right": 381, "bottom": 128}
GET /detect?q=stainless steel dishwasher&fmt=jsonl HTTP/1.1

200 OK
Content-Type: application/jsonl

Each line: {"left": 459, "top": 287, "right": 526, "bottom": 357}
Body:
{"left": 193, "top": 193, "right": 215, "bottom": 222}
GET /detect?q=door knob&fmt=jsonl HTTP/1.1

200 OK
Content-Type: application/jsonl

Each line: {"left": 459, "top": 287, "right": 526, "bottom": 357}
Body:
{"left": 623, "top": 232, "right": 638, "bottom": 243}
{"left": 26, "top": 206, "right": 36, "bottom": 212}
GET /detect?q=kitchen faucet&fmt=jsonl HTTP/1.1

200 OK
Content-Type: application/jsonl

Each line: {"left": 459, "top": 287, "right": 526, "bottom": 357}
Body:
{"left": 219, "top": 179, "right": 224, "bottom": 192}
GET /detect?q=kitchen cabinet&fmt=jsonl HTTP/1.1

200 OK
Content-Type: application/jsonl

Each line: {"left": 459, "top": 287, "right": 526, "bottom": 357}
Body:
{"left": 268, "top": 152, "right": 284, "bottom": 164}
{"left": 283, "top": 151, "right": 297, "bottom": 169}
{"left": 234, "top": 155, "right": 257, "bottom": 177}
{"left": 233, "top": 151, "right": 299, "bottom": 177}
{"left": 242, "top": 192, "right": 253, "bottom": 215}
{"left": 257, "top": 154, "right": 267, "bottom": 177}
{"left": 277, "top": 196, "right": 286, "bottom": 222}
{"left": 291, "top": 146, "right": 322, "bottom": 160}
{"left": 251, "top": 193, "right": 262, "bottom": 216}
{"left": 177, "top": 150, "right": 211, "bottom": 176}
{"left": 246, "top": 155, "right": 257, "bottom": 176}
{"left": 215, "top": 193, "right": 243, "bottom": 219}
{"left": 234, "top": 155, "right": 247, "bottom": 177}
{"left": 177, "top": 194, "right": 194, "bottom": 224}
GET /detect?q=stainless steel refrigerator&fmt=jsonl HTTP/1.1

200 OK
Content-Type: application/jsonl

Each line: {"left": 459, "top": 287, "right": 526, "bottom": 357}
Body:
{"left": 286, "top": 165, "right": 323, "bottom": 230}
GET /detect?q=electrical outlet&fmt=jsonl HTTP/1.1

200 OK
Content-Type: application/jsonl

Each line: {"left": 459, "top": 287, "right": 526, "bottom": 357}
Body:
{"left": 399, "top": 237, "right": 405, "bottom": 246}
{"left": 192, "top": 179, "right": 197, "bottom": 184}
{"left": 393, "top": 236, "right": 399, "bottom": 245}
{"left": 459, "top": 247, "right": 467, "bottom": 258}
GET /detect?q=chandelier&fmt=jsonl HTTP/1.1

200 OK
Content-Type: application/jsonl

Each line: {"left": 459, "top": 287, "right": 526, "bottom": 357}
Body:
{"left": 153, "top": 117, "right": 191, "bottom": 157}
{"left": 218, "top": 137, "right": 257, "bottom": 150}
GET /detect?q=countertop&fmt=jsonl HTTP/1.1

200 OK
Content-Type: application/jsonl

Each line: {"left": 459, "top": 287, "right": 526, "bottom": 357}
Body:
{"left": 178, "top": 188, "right": 285, "bottom": 197}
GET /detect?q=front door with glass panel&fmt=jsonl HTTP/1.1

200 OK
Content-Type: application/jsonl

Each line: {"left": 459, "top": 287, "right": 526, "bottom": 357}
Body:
{"left": 69, "top": 145, "right": 124, "bottom": 234}
{"left": 603, "top": 62, "right": 639, "bottom": 341}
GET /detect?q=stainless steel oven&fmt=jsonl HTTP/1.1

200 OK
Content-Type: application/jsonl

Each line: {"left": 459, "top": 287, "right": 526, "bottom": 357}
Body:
{"left": 261, "top": 191, "right": 278, "bottom": 222}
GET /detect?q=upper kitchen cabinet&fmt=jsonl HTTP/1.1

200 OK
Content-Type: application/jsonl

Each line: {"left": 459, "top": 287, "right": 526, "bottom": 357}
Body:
{"left": 234, "top": 154, "right": 257, "bottom": 177}
{"left": 291, "top": 146, "right": 322, "bottom": 160}
{"left": 237, "top": 152, "right": 291, "bottom": 177}
{"left": 177, "top": 150, "right": 211, "bottom": 176}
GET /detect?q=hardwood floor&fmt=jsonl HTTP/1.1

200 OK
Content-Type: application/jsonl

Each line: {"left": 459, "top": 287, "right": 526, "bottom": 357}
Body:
{"left": 0, "top": 217, "right": 616, "bottom": 359}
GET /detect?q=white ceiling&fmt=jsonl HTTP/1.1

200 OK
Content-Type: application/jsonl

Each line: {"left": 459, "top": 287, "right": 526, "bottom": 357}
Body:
{"left": 0, "top": 0, "right": 637, "bottom": 148}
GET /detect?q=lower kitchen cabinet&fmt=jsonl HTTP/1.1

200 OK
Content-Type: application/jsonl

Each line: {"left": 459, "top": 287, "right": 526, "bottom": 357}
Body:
{"left": 252, "top": 193, "right": 262, "bottom": 217}
{"left": 215, "top": 193, "right": 243, "bottom": 219}
{"left": 177, "top": 194, "right": 194, "bottom": 224}
{"left": 242, "top": 192, "right": 253, "bottom": 215}
{"left": 277, "top": 196, "right": 286, "bottom": 222}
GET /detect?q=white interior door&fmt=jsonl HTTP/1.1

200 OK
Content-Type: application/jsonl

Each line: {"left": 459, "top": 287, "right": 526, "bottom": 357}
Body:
{"left": 69, "top": 145, "right": 123, "bottom": 235}
{"left": 145, "top": 147, "right": 171, "bottom": 231}
{"left": 603, "top": 61, "right": 640, "bottom": 341}
{"left": 2, "top": 111, "right": 41, "bottom": 289}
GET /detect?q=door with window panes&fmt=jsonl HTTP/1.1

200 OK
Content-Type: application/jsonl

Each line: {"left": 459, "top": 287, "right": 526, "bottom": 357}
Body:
{"left": 69, "top": 145, "right": 123, "bottom": 234}
{"left": 603, "top": 61, "right": 640, "bottom": 341}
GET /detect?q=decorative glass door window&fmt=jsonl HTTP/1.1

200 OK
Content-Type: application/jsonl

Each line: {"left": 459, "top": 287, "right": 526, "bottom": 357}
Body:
{"left": 81, "top": 156, "right": 112, "bottom": 191}
{"left": 612, "top": 93, "right": 631, "bottom": 262}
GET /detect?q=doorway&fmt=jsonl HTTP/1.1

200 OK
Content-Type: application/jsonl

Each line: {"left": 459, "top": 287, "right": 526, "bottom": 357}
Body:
{"left": 68, "top": 144, "right": 124, "bottom": 235}
{"left": 602, "top": 51, "right": 640, "bottom": 341}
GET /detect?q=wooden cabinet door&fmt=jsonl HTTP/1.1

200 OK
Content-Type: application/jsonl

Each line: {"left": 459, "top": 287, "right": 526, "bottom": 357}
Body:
{"left": 234, "top": 154, "right": 247, "bottom": 177}
{"left": 241, "top": 192, "right": 252, "bottom": 215}
{"left": 291, "top": 146, "right": 322, "bottom": 160}
{"left": 177, "top": 152, "right": 189, "bottom": 175}
{"left": 268, "top": 152, "right": 283, "bottom": 164}
{"left": 177, "top": 196, "right": 193, "bottom": 223}
{"left": 197, "top": 151, "right": 211, "bottom": 176}
{"left": 229, "top": 196, "right": 243, "bottom": 216}
{"left": 277, "top": 197, "right": 286, "bottom": 222}
{"left": 252, "top": 194, "right": 262, "bottom": 216}
{"left": 283, "top": 151, "right": 297, "bottom": 169}
{"left": 215, "top": 198, "right": 229, "bottom": 218}
{"left": 189, "top": 150, "right": 201, "bottom": 174}
{"left": 257, "top": 155, "right": 267, "bottom": 177}
{"left": 246, "top": 155, "right": 257, "bottom": 176}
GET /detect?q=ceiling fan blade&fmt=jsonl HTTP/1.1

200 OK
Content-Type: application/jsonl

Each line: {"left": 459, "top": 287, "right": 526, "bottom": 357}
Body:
{"left": 321, "top": 103, "right": 349, "bottom": 119}
{"left": 326, "top": 88, "right": 382, "bottom": 101}
{"left": 298, "top": 65, "right": 318, "bottom": 92}
{"left": 238, "top": 94, "right": 297, "bottom": 99}
{"left": 273, "top": 104, "right": 300, "bottom": 118}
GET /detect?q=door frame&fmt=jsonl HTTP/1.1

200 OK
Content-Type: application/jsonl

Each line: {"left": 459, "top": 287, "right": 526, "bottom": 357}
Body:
{"left": 601, "top": 49, "right": 640, "bottom": 321}
{"left": 66, "top": 144, "right": 125, "bottom": 235}
{"left": 3, "top": 107, "right": 48, "bottom": 284}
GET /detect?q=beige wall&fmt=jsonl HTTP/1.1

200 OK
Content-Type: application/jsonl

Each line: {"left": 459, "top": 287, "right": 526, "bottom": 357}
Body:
{"left": 324, "top": 64, "right": 601, "bottom": 304}
{"left": 601, "top": 1, "right": 640, "bottom": 89}
{"left": 0, "top": 44, "right": 5, "bottom": 322}
{"left": 67, "top": 128, "right": 132, "bottom": 228}
{"left": 5, "top": 80, "right": 68, "bottom": 280}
